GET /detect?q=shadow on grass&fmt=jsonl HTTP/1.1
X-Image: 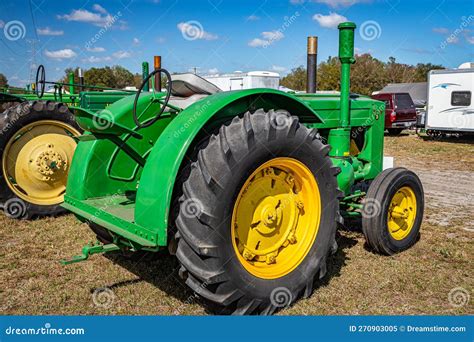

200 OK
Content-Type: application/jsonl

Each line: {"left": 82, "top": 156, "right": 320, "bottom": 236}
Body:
{"left": 101, "top": 252, "right": 195, "bottom": 304}
{"left": 325, "top": 232, "right": 358, "bottom": 283}
{"left": 95, "top": 232, "right": 360, "bottom": 315}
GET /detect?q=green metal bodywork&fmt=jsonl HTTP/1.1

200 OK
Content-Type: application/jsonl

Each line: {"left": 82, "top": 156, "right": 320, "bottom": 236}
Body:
{"left": 62, "top": 21, "right": 386, "bottom": 254}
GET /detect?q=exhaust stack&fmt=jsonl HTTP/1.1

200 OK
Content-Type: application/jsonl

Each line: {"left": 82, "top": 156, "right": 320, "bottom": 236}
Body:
{"left": 306, "top": 36, "right": 318, "bottom": 93}
{"left": 78, "top": 68, "right": 84, "bottom": 92}
{"left": 154, "top": 56, "right": 162, "bottom": 91}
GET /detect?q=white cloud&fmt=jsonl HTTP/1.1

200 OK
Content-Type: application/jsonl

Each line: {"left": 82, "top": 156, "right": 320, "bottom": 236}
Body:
{"left": 37, "top": 27, "right": 64, "bottom": 36}
{"left": 177, "top": 22, "right": 218, "bottom": 40}
{"left": 248, "top": 30, "right": 284, "bottom": 47}
{"left": 313, "top": 12, "right": 348, "bottom": 29}
{"left": 290, "top": 0, "right": 305, "bottom": 4}
{"left": 86, "top": 46, "right": 106, "bottom": 52}
{"left": 133, "top": 37, "right": 140, "bottom": 45}
{"left": 271, "top": 65, "right": 286, "bottom": 72}
{"left": 0, "top": 20, "right": 5, "bottom": 29}
{"left": 466, "top": 35, "right": 474, "bottom": 44}
{"left": 82, "top": 56, "right": 112, "bottom": 63}
{"left": 112, "top": 50, "right": 131, "bottom": 59}
{"left": 313, "top": 0, "right": 371, "bottom": 8}
{"left": 248, "top": 38, "right": 267, "bottom": 47}
{"left": 246, "top": 15, "right": 260, "bottom": 21}
{"left": 446, "top": 35, "right": 459, "bottom": 44}
{"left": 433, "top": 27, "right": 449, "bottom": 34}
{"left": 58, "top": 6, "right": 121, "bottom": 28}
{"left": 45, "top": 49, "right": 77, "bottom": 60}
{"left": 208, "top": 68, "right": 219, "bottom": 74}
{"left": 92, "top": 4, "right": 108, "bottom": 14}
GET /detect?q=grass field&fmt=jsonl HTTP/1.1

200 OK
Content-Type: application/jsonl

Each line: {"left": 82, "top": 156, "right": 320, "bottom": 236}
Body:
{"left": 1, "top": 133, "right": 473, "bottom": 315}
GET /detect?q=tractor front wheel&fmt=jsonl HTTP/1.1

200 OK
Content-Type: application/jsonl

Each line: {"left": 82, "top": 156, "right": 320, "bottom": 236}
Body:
{"left": 173, "top": 109, "right": 341, "bottom": 314}
{"left": 0, "top": 101, "right": 81, "bottom": 219}
{"left": 362, "top": 167, "right": 424, "bottom": 255}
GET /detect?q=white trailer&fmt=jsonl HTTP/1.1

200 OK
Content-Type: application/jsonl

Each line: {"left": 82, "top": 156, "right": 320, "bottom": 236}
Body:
{"left": 203, "top": 71, "right": 280, "bottom": 91}
{"left": 426, "top": 65, "right": 474, "bottom": 134}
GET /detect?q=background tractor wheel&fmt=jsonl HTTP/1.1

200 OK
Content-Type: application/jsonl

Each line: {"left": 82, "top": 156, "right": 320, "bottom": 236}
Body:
{"left": 362, "top": 167, "right": 424, "bottom": 255}
{"left": 173, "top": 109, "right": 342, "bottom": 315}
{"left": 0, "top": 101, "right": 81, "bottom": 219}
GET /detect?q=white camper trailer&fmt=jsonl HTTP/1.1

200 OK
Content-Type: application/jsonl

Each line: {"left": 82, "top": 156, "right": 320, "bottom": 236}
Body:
{"left": 204, "top": 71, "right": 280, "bottom": 91}
{"left": 426, "top": 65, "right": 474, "bottom": 134}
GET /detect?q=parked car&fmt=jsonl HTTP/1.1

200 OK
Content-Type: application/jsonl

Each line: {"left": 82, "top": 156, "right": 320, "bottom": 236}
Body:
{"left": 371, "top": 92, "right": 417, "bottom": 135}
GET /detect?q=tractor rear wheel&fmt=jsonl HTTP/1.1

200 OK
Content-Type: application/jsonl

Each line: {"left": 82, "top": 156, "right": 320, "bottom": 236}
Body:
{"left": 0, "top": 101, "right": 81, "bottom": 219}
{"left": 173, "top": 109, "right": 341, "bottom": 315}
{"left": 1, "top": 100, "right": 22, "bottom": 113}
{"left": 362, "top": 167, "right": 424, "bottom": 255}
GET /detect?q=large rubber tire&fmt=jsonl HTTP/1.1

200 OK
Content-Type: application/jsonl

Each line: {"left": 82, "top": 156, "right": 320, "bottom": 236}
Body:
{"left": 362, "top": 167, "right": 424, "bottom": 255}
{"left": 0, "top": 101, "right": 80, "bottom": 219}
{"left": 173, "top": 109, "right": 342, "bottom": 315}
{"left": 1, "top": 100, "right": 22, "bottom": 113}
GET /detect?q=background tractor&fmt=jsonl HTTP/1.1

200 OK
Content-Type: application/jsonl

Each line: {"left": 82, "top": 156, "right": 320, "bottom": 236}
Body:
{"left": 61, "top": 22, "right": 424, "bottom": 314}
{"left": 0, "top": 64, "right": 143, "bottom": 218}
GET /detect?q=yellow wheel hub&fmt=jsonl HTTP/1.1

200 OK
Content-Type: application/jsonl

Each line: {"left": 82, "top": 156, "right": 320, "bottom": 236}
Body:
{"left": 387, "top": 186, "right": 417, "bottom": 240}
{"left": 2, "top": 120, "right": 80, "bottom": 205}
{"left": 231, "top": 157, "right": 321, "bottom": 279}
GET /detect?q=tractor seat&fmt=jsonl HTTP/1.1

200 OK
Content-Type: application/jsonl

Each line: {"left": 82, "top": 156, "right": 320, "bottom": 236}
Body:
{"left": 171, "top": 73, "right": 221, "bottom": 97}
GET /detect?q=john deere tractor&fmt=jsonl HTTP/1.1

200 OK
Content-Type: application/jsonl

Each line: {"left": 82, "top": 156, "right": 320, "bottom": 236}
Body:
{"left": 0, "top": 66, "right": 134, "bottom": 218}
{"left": 61, "top": 23, "right": 424, "bottom": 314}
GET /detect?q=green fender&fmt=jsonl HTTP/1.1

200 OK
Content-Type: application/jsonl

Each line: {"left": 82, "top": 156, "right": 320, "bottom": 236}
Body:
{"left": 134, "top": 88, "right": 322, "bottom": 244}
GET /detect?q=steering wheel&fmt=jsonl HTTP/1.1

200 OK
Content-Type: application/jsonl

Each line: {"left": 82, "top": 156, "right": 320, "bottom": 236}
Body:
{"left": 133, "top": 68, "right": 172, "bottom": 129}
{"left": 35, "top": 64, "right": 46, "bottom": 98}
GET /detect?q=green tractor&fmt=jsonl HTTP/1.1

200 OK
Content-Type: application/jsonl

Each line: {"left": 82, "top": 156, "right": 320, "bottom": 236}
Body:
{"left": 61, "top": 22, "right": 424, "bottom": 314}
{"left": 0, "top": 66, "right": 134, "bottom": 218}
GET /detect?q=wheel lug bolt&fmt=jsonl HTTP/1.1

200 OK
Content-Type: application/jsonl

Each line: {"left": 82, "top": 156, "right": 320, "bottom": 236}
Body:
{"left": 266, "top": 254, "right": 276, "bottom": 264}
{"left": 296, "top": 200, "right": 304, "bottom": 210}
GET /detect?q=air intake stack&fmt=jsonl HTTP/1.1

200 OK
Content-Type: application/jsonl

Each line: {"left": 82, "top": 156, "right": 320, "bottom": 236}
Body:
{"left": 327, "top": 22, "right": 356, "bottom": 160}
{"left": 338, "top": 22, "right": 356, "bottom": 128}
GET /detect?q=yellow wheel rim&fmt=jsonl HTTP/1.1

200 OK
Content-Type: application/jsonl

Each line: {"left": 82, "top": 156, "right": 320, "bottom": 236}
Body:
{"left": 387, "top": 186, "right": 417, "bottom": 240}
{"left": 2, "top": 120, "right": 80, "bottom": 206}
{"left": 231, "top": 157, "right": 321, "bottom": 279}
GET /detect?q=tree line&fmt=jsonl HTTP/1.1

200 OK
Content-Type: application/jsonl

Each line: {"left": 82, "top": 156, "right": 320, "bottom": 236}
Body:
{"left": 1, "top": 53, "right": 443, "bottom": 95}
{"left": 281, "top": 55, "right": 443, "bottom": 95}
{"left": 60, "top": 66, "right": 140, "bottom": 91}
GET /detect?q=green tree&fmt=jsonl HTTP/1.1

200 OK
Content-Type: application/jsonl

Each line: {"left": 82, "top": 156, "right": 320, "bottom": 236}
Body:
{"left": 385, "top": 57, "right": 416, "bottom": 84}
{"left": 0, "top": 73, "right": 9, "bottom": 88}
{"left": 281, "top": 54, "right": 445, "bottom": 96}
{"left": 84, "top": 66, "right": 115, "bottom": 88}
{"left": 280, "top": 66, "right": 307, "bottom": 91}
{"left": 60, "top": 65, "right": 135, "bottom": 92}
{"left": 317, "top": 56, "right": 340, "bottom": 91}
{"left": 412, "top": 63, "right": 444, "bottom": 82}
{"left": 351, "top": 54, "right": 387, "bottom": 95}
{"left": 111, "top": 65, "right": 134, "bottom": 89}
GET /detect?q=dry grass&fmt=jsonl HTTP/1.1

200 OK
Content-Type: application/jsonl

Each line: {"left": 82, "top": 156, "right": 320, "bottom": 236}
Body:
{"left": 1, "top": 133, "right": 473, "bottom": 315}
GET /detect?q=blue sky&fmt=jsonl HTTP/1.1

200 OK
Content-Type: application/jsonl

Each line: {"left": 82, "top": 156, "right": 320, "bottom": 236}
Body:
{"left": 0, "top": 0, "right": 473, "bottom": 87}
